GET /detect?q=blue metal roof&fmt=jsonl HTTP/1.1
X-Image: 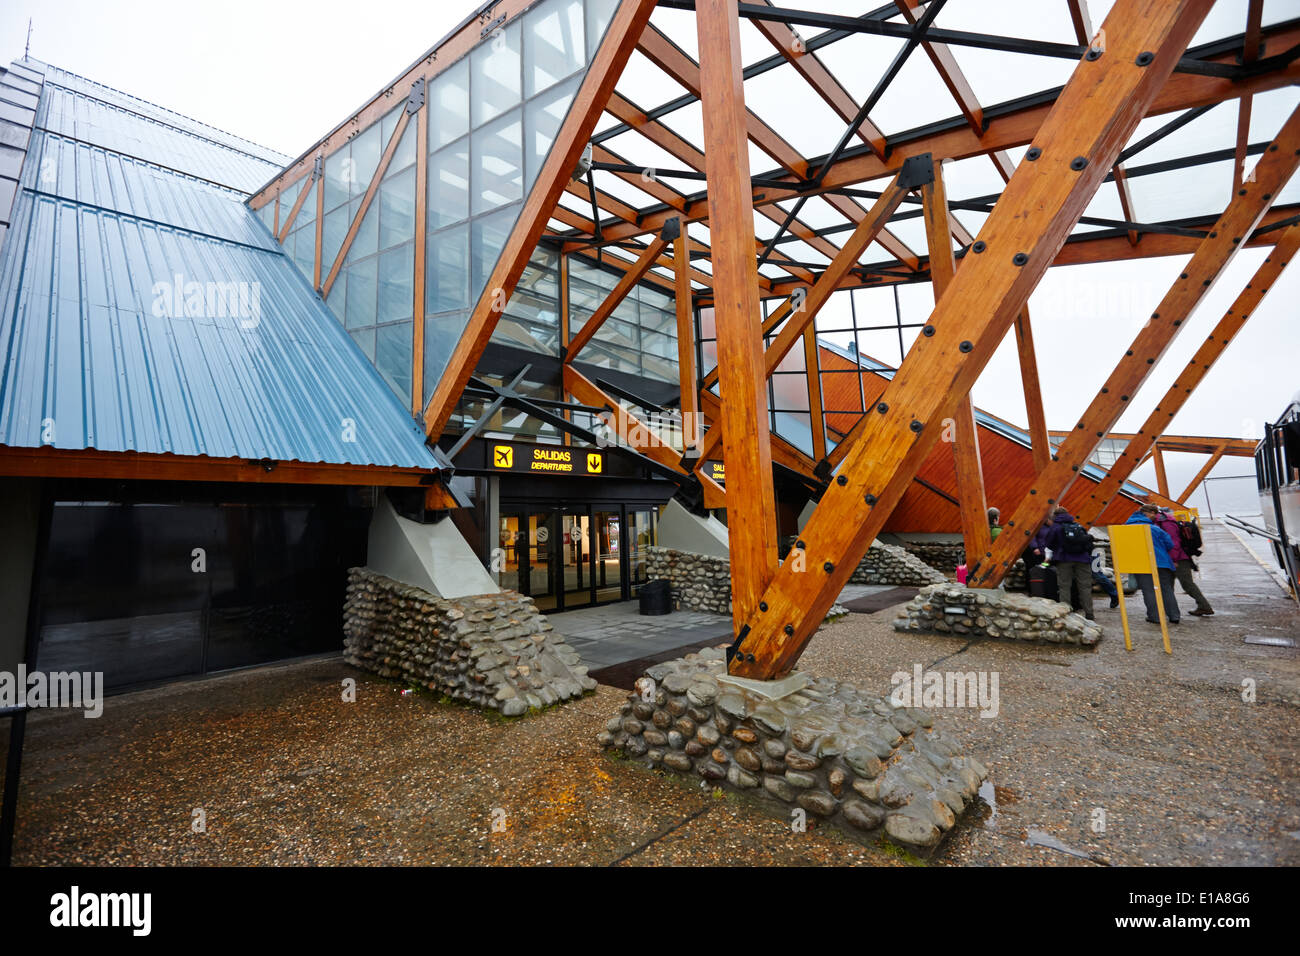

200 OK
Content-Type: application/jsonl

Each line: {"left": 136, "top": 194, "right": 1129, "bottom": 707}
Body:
{"left": 0, "top": 60, "right": 445, "bottom": 473}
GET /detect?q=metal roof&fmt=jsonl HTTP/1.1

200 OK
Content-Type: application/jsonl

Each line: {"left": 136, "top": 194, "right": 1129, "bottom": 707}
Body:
{"left": 0, "top": 58, "right": 445, "bottom": 473}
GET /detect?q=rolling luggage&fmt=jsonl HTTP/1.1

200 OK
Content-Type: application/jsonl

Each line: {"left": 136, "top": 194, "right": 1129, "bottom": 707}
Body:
{"left": 1027, "top": 563, "right": 1059, "bottom": 601}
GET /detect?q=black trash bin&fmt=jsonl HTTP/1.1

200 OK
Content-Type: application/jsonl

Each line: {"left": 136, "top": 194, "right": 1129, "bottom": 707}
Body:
{"left": 639, "top": 579, "right": 673, "bottom": 616}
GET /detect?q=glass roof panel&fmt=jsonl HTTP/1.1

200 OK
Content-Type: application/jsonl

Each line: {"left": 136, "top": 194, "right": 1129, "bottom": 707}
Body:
{"left": 864, "top": 47, "right": 962, "bottom": 138}
{"left": 933, "top": 1, "right": 1078, "bottom": 42}
{"left": 944, "top": 48, "right": 1077, "bottom": 110}
{"left": 1122, "top": 101, "right": 1236, "bottom": 169}
{"left": 1129, "top": 158, "right": 1237, "bottom": 223}
{"left": 743, "top": 61, "right": 857, "bottom": 158}
{"left": 807, "top": 30, "right": 908, "bottom": 107}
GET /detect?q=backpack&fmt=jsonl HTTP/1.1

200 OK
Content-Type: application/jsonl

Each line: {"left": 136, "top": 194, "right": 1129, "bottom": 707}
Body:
{"left": 1178, "top": 520, "right": 1203, "bottom": 557}
{"left": 1059, "top": 522, "right": 1093, "bottom": 555}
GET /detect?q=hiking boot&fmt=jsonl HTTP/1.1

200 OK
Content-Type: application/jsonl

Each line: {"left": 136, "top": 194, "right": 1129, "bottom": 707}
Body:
{"left": 1109, "top": 596, "right": 1119, "bottom": 608}
{"left": 1190, "top": 608, "right": 1214, "bottom": 616}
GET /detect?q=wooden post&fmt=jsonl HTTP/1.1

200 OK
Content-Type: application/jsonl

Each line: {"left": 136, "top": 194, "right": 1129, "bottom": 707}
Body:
{"left": 804, "top": 329, "right": 828, "bottom": 462}
{"left": 696, "top": 0, "right": 779, "bottom": 633}
{"left": 921, "top": 157, "right": 991, "bottom": 564}
{"left": 1177, "top": 444, "right": 1227, "bottom": 504}
{"left": 674, "top": 226, "right": 698, "bottom": 450}
{"left": 1152, "top": 444, "right": 1171, "bottom": 499}
{"left": 1014, "top": 309, "right": 1052, "bottom": 473}
{"left": 726, "top": 0, "right": 1212, "bottom": 679}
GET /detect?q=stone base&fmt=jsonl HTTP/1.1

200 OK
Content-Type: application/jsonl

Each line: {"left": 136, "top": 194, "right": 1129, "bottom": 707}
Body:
{"left": 893, "top": 584, "right": 1103, "bottom": 645}
{"left": 343, "top": 568, "right": 596, "bottom": 715}
{"left": 598, "top": 650, "right": 988, "bottom": 854}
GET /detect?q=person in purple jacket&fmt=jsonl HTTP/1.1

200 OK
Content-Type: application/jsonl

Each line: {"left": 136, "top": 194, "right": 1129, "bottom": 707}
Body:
{"left": 1156, "top": 507, "right": 1214, "bottom": 616}
{"left": 1043, "top": 506, "right": 1096, "bottom": 619}
{"left": 1125, "top": 504, "right": 1180, "bottom": 624}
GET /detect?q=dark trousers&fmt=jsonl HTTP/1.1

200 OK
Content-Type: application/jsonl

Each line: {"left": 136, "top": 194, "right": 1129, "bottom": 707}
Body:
{"left": 1174, "top": 559, "right": 1212, "bottom": 612}
{"left": 1055, "top": 561, "right": 1094, "bottom": 617}
{"left": 1135, "top": 568, "right": 1180, "bottom": 623}
{"left": 1092, "top": 570, "right": 1118, "bottom": 601}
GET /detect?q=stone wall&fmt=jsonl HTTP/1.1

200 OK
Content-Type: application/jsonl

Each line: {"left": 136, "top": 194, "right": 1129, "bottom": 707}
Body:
{"left": 343, "top": 568, "right": 596, "bottom": 716}
{"left": 598, "top": 650, "right": 988, "bottom": 853}
{"left": 893, "top": 584, "right": 1103, "bottom": 645}
{"left": 851, "top": 541, "right": 950, "bottom": 587}
{"left": 647, "top": 541, "right": 946, "bottom": 614}
{"left": 900, "top": 541, "right": 966, "bottom": 575}
{"left": 645, "top": 547, "right": 731, "bottom": 614}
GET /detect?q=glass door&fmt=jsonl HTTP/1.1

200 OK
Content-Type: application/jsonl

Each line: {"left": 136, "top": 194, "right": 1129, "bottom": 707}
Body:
{"left": 527, "top": 511, "right": 556, "bottom": 611}
{"left": 595, "top": 509, "right": 623, "bottom": 603}
{"left": 560, "top": 509, "right": 594, "bottom": 609}
{"left": 627, "top": 508, "right": 657, "bottom": 596}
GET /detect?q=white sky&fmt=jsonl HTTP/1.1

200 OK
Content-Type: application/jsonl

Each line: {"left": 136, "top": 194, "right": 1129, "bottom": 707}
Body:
{"left": 5, "top": 0, "right": 1296, "bottom": 508}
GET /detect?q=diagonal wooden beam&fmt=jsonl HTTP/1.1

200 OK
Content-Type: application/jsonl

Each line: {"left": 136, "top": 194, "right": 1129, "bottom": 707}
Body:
{"left": 1177, "top": 443, "right": 1227, "bottom": 504}
{"left": 804, "top": 328, "right": 827, "bottom": 461}
{"left": 726, "top": 0, "right": 1213, "bottom": 679}
{"left": 562, "top": 366, "right": 684, "bottom": 473}
{"left": 1073, "top": 222, "right": 1300, "bottom": 525}
{"left": 276, "top": 164, "right": 318, "bottom": 243}
{"left": 972, "top": 100, "right": 1300, "bottom": 587}
{"left": 566, "top": 226, "right": 674, "bottom": 360}
{"left": 321, "top": 108, "right": 412, "bottom": 298}
{"left": 424, "top": 0, "right": 660, "bottom": 440}
{"left": 1152, "top": 443, "right": 1171, "bottom": 498}
{"left": 921, "top": 156, "right": 990, "bottom": 564}
{"left": 1014, "top": 308, "right": 1051, "bottom": 473}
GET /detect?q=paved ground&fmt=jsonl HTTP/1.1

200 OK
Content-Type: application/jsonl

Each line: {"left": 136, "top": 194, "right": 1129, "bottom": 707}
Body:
{"left": 548, "top": 604, "right": 732, "bottom": 669}
{"left": 4, "top": 522, "right": 1295, "bottom": 866}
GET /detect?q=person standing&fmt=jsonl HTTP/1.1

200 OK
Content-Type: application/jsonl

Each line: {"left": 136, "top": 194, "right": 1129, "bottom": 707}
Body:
{"left": 988, "top": 507, "right": 1002, "bottom": 540}
{"left": 1043, "top": 506, "right": 1096, "bottom": 620}
{"left": 1125, "top": 504, "right": 1180, "bottom": 624}
{"left": 1156, "top": 507, "right": 1214, "bottom": 616}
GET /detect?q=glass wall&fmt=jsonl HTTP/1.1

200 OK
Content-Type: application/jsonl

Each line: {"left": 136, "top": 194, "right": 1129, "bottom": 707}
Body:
{"left": 569, "top": 255, "right": 677, "bottom": 382}
{"left": 278, "top": 0, "right": 623, "bottom": 412}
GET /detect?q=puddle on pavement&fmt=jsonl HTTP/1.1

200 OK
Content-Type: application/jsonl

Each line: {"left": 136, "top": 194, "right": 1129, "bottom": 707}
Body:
{"left": 1026, "top": 828, "right": 1107, "bottom": 864}
{"left": 970, "top": 781, "right": 1019, "bottom": 829}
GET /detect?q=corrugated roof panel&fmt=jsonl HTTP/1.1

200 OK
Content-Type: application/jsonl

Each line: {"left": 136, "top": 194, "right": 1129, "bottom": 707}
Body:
{"left": 23, "top": 130, "right": 277, "bottom": 250}
{"left": 0, "top": 189, "right": 440, "bottom": 470}
{"left": 38, "top": 84, "right": 280, "bottom": 194}
{"left": 38, "top": 63, "right": 291, "bottom": 167}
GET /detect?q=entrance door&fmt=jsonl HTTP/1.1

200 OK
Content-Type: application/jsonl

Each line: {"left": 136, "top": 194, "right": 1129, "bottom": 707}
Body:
{"left": 594, "top": 509, "right": 623, "bottom": 603}
{"left": 560, "top": 509, "right": 594, "bottom": 609}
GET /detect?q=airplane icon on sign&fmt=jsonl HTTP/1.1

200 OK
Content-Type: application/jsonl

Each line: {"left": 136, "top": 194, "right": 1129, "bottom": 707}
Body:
{"left": 493, "top": 445, "right": 513, "bottom": 468}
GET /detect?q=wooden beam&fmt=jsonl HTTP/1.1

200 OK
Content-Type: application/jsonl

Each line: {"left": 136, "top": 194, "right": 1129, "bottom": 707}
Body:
{"left": 972, "top": 99, "right": 1300, "bottom": 587}
{"left": 1066, "top": 0, "right": 1093, "bottom": 45}
{"left": 276, "top": 166, "right": 316, "bottom": 243}
{"left": 726, "top": 0, "right": 1213, "bottom": 679}
{"left": 587, "top": 20, "right": 1300, "bottom": 247}
{"left": 1073, "top": 223, "right": 1300, "bottom": 525}
{"left": 895, "top": 1, "right": 985, "bottom": 137}
{"left": 1177, "top": 444, "right": 1227, "bottom": 504}
{"left": 1113, "top": 164, "right": 1140, "bottom": 245}
{"left": 321, "top": 108, "right": 412, "bottom": 298}
{"left": 1152, "top": 443, "right": 1171, "bottom": 498}
{"left": 563, "top": 366, "right": 685, "bottom": 473}
{"left": 804, "top": 329, "right": 827, "bottom": 461}
{"left": 423, "top": 0, "right": 659, "bottom": 440}
{"left": 0, "top": 446, "right": 443, "bottom": 489}
{"left": 921, "top": 157, "right": 990, "bottom": 564}
{"left": 697, "top": 0, "right": 780, "bottom": 631}
{"left": 566, "top": 229, "right": 673, "bottom": 359}
{"left": 674, "top": 229, "right": 699, "bottom": 448}
{"left": 1014, "top": 309, "right": 1051, "bottom": 473}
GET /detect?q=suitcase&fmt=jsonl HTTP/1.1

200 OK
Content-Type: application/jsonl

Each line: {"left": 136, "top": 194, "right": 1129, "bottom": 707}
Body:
{"left": 1027, "top": 563, "right": 1059, "bottom": 601}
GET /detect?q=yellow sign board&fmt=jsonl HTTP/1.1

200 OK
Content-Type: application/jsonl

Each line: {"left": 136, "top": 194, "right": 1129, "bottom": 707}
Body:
{"left": 492, "top": 445, "right": 513, "bottom": 468}
{"left": 490, "top": 442, "right": 604, "bottom": 476}
{"left": 1107, "top": 523, "right": 1172, "bottom": 655}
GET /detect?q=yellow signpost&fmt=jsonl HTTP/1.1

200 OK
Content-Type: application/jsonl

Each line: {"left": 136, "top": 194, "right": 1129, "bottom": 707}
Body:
{"left": 1107, "top": 524, "right": 1173, "bottom": 654}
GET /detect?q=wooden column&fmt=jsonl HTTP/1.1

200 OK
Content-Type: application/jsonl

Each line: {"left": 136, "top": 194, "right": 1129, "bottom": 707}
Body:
{"left": 972, "top": 100, "right": 1300, "bottom": 587}
{"left": 922, "top": 157, "right": 990, "bottom": 564}
{"left": 1152, "top": 444, "right": 1171, "bottom": 498}
{"left": 726, "top": 0, "right": 1212, "bottom": 679}
{"left": 674, "top": 226, "right": 698, "bottom": 450}
{"left": 804, "top": 329, "right": 828, "bottom": 462}
{"left": 1013, "top": 309, "right": 1051, "bottom": 473}
{"left": 697, "top": 0, "right": 779, "bottom": 633}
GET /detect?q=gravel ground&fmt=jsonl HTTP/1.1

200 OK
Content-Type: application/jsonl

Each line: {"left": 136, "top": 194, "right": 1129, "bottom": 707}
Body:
{"left": 4, "top": 524, "right": 1295, "bottom": 866}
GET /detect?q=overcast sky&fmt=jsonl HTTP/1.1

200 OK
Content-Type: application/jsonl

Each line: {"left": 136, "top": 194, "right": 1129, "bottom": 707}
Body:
{"left": 6, "top": 0, "right": 1295, "bottom": 512}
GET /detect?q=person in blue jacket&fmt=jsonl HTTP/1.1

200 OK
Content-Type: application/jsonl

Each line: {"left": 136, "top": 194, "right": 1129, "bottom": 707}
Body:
{"left": 1125, "top": 503, "right": 1180, "bottom": 624}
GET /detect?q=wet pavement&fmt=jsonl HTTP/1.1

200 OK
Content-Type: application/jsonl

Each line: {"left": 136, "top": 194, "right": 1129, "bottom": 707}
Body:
{"left": 4, "top": 522, "right": 1295, "bottom": 866}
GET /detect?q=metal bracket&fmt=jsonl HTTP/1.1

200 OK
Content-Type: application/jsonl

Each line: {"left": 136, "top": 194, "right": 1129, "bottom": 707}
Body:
{"left": 311, "top": 156, "right": 323, "bottom": 181}
{"left": 661, "top": 217, "right": 681, "bottom": 241}
{"left": 812, "top": 458, "right": 834, "bottom": 482}
{"left": 480, "top": 14, "right": 506, "bottom": 38}
{"left": 897, "top": 152, "right": 936, "bottom": 191}
{"left": 406, "top": 77, "right": 426, "bottom": 114}
{"left": 725, "top": 624, "right": 751, "bottom": 667}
